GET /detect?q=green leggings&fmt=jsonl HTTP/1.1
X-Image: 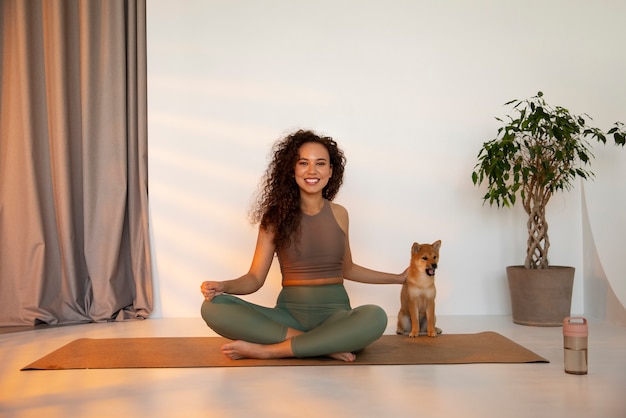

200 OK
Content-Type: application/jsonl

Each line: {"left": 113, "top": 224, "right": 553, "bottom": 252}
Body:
{"left": 200, "top": 284, "right": 387, "bottom": 358}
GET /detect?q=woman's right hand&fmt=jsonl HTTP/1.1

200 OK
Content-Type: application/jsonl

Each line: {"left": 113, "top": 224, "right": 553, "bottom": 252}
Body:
{"left": 200, "top": 281, "right": 225, "bottom": 301}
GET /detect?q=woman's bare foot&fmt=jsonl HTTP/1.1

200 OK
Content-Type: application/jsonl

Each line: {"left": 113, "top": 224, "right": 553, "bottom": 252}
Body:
{"left": 221, "top": 340, "right": 293, "bottom": 360}
{"left": 221, "top": 340, "right": 356, "bottom": 362}
{"left": 327, "top": 352, "right": 356, "bottom": 362}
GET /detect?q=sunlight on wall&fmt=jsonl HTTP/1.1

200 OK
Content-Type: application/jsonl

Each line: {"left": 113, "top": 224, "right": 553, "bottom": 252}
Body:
{"left": 148, "top": 110, "right": 275, "bottom": 317}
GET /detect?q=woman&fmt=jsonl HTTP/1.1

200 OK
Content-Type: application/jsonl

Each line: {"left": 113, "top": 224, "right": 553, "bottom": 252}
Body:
{"left": 200, "top": 130, "right": 407, "bottom": 362}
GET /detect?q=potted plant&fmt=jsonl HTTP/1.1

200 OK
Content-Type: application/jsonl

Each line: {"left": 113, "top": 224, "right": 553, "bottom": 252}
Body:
{"left": 472, "top": 91, "right": 625, "bottom": 326}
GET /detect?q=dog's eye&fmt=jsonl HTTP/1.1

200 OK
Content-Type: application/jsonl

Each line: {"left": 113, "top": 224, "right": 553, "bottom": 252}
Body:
{"left": 422, "top": 256, "right": 428, "bottom": 260}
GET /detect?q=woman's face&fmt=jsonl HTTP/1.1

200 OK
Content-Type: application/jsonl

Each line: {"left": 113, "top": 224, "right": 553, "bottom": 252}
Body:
{"left": 294, "top": 142, "right": 333, "bottom": 196}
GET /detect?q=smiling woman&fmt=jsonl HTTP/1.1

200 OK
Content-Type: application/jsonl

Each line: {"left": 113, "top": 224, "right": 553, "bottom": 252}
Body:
{"left": 294, "top": 142, "right": 334, "bottom": 204}
{"left": 199, "top": 129, "right": 409, "bottom": 361}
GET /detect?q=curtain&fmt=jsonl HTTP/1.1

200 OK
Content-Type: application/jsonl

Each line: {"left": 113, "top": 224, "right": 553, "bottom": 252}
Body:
{"left": 0, "top": 0, "right": 152, "bottom": 326}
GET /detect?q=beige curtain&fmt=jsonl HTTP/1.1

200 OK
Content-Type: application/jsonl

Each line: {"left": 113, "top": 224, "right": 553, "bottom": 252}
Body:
{"left": 0, "top": 0, "right": 152, "bottom": 326}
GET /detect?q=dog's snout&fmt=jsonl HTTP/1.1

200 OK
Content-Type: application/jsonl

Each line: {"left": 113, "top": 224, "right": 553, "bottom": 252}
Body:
{"left": 431, "top": 263, "right": 438, "bottom": 269}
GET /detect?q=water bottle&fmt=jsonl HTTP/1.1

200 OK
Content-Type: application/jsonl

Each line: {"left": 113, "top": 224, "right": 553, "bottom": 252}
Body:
{"left": 563, "top": 317, "right": 588, "bottom": 375}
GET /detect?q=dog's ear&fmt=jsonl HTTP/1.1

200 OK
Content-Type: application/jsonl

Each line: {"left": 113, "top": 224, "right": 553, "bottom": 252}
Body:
{"left": 411, "top": 242, "right": 421, "bottom": 254}
{"left": 432, "top": 240, "right": 442, "bottom": 251}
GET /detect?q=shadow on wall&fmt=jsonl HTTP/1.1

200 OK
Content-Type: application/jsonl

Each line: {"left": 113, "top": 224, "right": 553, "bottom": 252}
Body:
{"left": 582, "top": 186, "right": 626, "bottom": 326}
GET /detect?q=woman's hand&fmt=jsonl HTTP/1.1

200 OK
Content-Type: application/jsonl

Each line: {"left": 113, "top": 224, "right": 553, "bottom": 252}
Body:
{"left": 399, "top": 267, "right": 409, "bottom": 284}
{"left": 200, "top": 281, "right": 225, "bottom": 301}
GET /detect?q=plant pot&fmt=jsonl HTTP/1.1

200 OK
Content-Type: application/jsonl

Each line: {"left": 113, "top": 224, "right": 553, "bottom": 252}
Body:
{"left": 506, "top": 265, "right": 575, "bottom": 326}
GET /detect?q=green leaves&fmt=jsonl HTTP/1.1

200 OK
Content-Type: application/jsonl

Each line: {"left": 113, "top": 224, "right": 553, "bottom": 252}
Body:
{"left": 471, "top": 91, "right": 626, "bottom": 210}
{"left": 609, "top": 122, "right": 626, "bottom": 145}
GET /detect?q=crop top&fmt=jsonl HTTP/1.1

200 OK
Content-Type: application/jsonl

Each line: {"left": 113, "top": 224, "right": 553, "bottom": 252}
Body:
{"left": 276, "top": 200, "right": 346, "bottom": 281}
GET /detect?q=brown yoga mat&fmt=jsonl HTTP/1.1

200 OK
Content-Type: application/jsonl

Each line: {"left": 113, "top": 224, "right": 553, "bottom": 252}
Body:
{"left": 21, "top": 332, "right": 548, "bottom": 370}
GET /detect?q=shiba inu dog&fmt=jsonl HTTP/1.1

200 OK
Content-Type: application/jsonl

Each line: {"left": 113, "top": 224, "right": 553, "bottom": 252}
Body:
{"left": 396, "top": 240, "right": 441, "bottom": 338}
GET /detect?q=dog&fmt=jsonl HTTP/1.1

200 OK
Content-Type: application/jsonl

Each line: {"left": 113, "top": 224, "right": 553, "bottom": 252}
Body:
{"left": 396, "top": 240, "right": 441, "bottom": 338}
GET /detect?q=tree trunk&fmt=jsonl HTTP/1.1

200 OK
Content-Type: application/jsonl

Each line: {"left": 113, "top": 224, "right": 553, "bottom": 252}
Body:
{"left": 524, "top": 193, "right": 550, "bottom": 269}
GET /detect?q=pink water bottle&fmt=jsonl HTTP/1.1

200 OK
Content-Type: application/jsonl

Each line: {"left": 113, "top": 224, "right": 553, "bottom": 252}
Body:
{"left": 563, "top": 317, "right": 588, "bottom": 375}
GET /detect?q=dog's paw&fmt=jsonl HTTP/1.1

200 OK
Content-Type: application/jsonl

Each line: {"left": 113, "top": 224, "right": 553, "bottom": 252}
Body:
{"left": 408, "top": 332, "right": 418, "bottom": 338}
{"left": 427, "top": 332, "right": 438, "bottom": 338}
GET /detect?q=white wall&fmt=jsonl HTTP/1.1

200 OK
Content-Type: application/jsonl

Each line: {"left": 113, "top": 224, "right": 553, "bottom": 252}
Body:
{"left": 146, "top": 0, "right": 626, "bottom": 319}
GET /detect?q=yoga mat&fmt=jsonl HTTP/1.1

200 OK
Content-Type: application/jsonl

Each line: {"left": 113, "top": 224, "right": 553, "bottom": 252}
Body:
{"left": 22, "top": 332, "right": 548, "bottom": 370}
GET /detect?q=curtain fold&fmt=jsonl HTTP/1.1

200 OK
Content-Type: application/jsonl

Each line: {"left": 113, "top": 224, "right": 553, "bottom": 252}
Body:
{"left": 0, "top": 0, "right": 152, "bottom": 326}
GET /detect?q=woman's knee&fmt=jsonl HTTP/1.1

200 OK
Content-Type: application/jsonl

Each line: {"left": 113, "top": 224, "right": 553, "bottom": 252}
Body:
{"left": 200, "top": 299, "right": 216, "bottom": 325}
{"left": 358, "top": 304, "right": 388, "bottom": 333}
{"left": 200, "top": 295, "right": 234, "bottom": 325}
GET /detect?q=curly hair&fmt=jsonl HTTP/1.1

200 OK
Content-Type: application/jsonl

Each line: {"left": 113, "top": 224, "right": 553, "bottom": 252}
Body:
{"left": 250, "top": 129, "right": 346, "bottom": 250}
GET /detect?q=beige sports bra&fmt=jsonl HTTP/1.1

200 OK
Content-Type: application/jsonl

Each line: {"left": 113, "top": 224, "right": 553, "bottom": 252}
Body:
{"left": 276, "top": 200, "right": 345, "bottom": 281}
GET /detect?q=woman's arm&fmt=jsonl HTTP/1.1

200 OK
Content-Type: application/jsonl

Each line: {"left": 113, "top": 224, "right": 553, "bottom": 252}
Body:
{"left": 200, "top": 227, "right": 276, "bottom": 300}
{"left": 342, "top": 237, "right": 408, "bottom": 284}
{"left": 331, "top": 202, "right": 408, "bottom": 285}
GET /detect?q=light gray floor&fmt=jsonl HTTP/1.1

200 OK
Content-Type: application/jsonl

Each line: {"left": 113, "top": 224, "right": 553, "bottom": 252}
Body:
{"left": 1, "top": 315, "right": 624, "bottom": 418}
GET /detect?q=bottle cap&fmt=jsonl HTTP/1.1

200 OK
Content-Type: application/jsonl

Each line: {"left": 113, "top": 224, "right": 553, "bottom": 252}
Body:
{"left": 563, "top": 317, "right": 588, "bottom": 337}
